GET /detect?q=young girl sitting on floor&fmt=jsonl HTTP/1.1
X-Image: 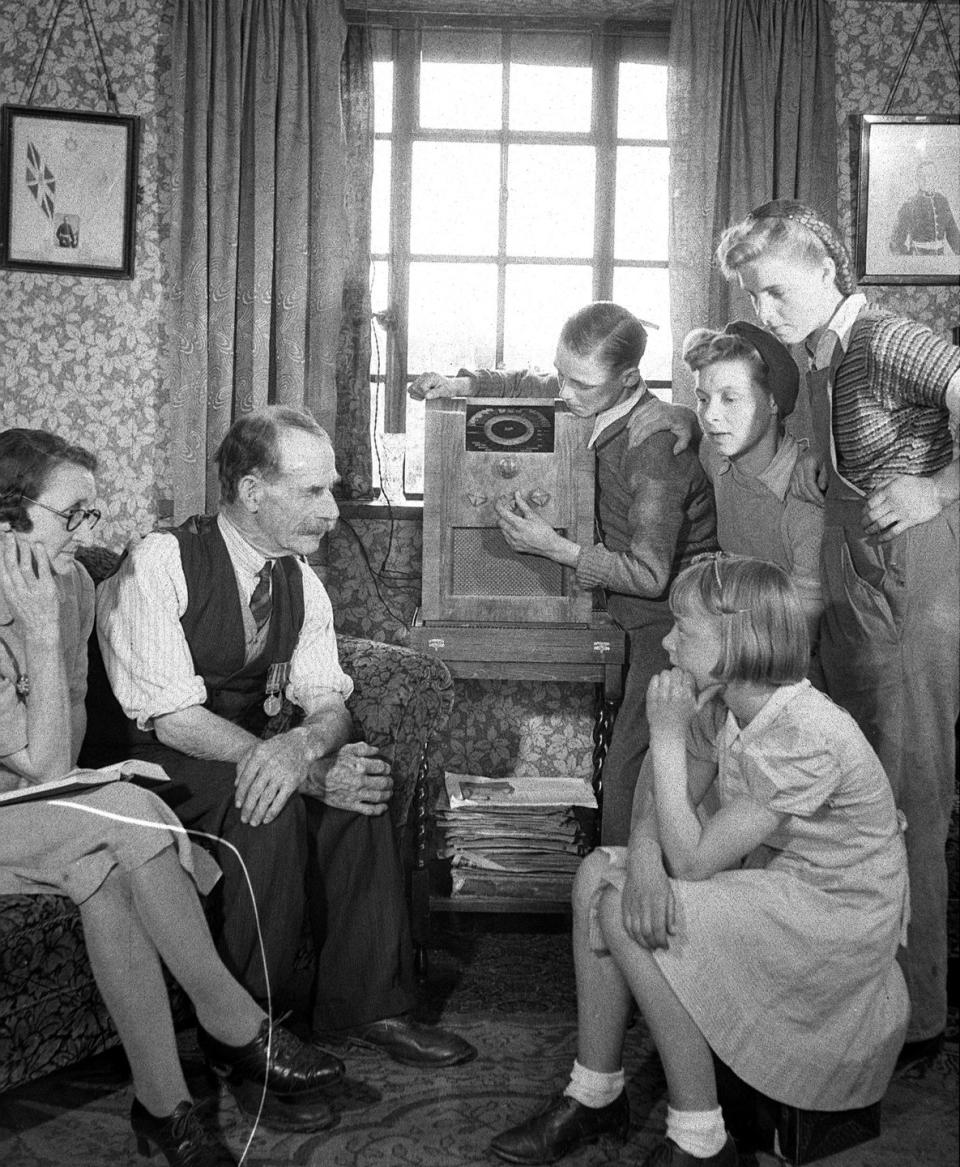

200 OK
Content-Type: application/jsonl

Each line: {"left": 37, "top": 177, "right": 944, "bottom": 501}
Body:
{"left": 681, "top": 321, "right": 824, "bottom": 653}
{"left": 489, "top": 555, "right": 909, "bottom": 1167}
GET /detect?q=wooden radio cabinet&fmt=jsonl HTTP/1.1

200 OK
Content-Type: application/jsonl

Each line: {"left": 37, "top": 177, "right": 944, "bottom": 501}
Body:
{"left": 420, "top": 397, "right": 595, "bottom": 625}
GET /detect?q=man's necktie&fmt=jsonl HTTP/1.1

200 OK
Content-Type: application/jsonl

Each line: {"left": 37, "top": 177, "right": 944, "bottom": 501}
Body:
{"left": 249, "top": 562, "right": 273, "bottom": 630}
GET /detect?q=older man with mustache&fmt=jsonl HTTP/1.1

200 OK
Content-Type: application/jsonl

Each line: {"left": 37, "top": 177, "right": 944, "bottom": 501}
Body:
{"left": 96, "top": 406, "right": 474, "bottom": 1133}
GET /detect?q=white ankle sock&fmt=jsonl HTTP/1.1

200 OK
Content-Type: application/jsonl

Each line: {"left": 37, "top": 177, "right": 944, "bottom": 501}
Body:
{"left": 665, "top": 1105, "right": 727, "bottom": 1158}
{"left": 563, "top": 1059, "right": 625, "bottom": 1109}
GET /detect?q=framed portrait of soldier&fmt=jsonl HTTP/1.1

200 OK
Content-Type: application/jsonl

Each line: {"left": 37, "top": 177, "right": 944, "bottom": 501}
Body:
{"left": 855, "top": 114, "right": 959, "bottom": 286}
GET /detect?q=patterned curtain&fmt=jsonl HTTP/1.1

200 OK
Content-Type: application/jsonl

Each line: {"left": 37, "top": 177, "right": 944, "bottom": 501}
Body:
{"left": 667, "top": 0, "right": 837, "bottom": 413}
{"left": 167, "top": 0, "right": 348, "bottom": 518}
{"left": 336, "top": 23, "right": 375, "bottom": 499}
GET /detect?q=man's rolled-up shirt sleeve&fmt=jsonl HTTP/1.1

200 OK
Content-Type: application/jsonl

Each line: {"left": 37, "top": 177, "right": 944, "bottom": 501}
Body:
{"left": 288, "top": 564, "right": 354, "bottom": 716}
{"left": 95, "top": 534, "right": 208, "bottom": 729}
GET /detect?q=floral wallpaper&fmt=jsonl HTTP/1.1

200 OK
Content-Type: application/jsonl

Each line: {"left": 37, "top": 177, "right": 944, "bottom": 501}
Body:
{"left": 832, "top": 0, "right": 960, "bottom": 332}
{"left": 0, "top": 0, "right": 172, "bottom": 548}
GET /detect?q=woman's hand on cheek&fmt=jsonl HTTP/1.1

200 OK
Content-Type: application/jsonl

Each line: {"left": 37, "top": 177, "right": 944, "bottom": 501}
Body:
{"left": 0, "top": 534, "right": 59, "bottom": 641}
{"left": 646, "top": 667, "right": 700, "bottom": 741}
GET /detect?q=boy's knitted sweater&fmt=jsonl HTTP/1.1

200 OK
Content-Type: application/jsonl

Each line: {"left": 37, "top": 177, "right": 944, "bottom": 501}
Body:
{"left": 461, "top": 368, "right": 717, "bottom": 603}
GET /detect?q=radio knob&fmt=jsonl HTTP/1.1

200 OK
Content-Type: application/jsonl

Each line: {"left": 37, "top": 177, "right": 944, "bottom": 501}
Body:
{"left": 496, "top": 456, "right": 519, "bottom": 478}
{"left": 528, "top": 488, "right": 551, "bottom": 508}
{"left": 464, "top": 491, "right": 488, "bottom": 507}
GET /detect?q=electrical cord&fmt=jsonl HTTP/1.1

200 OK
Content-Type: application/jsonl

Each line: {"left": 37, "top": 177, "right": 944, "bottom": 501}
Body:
{"left": 49, "top": 796, "right": 270, "bottom": 1165}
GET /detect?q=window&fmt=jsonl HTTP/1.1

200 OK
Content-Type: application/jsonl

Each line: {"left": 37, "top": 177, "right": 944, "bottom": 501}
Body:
{"left": 364, "top": 19, "right": 670, "bottom": 496}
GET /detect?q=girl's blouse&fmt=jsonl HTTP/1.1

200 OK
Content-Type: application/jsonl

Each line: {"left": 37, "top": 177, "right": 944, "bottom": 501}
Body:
{"left": 686, "top": 680, "right": 903, "bottom": 890}
{"left": 0, "top": 561, "right": 93, "bottom": 788}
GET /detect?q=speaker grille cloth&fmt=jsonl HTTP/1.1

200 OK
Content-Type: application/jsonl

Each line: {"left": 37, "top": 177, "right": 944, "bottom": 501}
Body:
{"left": 451, "top": 527, "right": 564, "bottom": 596}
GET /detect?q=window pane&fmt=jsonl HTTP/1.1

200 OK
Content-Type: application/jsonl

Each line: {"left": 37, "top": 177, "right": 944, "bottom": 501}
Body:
{"left": 617, "top": 62, "right": 668, "bottom": 139}
{"left": 411, "top": 142, "right": 501, "bottom": 255}
{"left": 507, "top": 145, "right": 595, "bottom": 258}
{"left": 419, "top": 46, "right": 502, "bottom": 130}
{"left": 509, "top": 64, "right": 592, "bottom": 132}
{"left": 612, "top": 267, "right": 672, "bottom": 387}
{"left": 408, "top": 262, "right": 498, "bottom": 371}
{"left": 503, "top": 265, "right": 594, "bottom": 369}
{"left": 371, "top": 140, "right": 391, "bottom": 255}
{"left": 369, "top": 259, "right": 389, "bottom": 367}
{"left": 614, "top": 146, "right": 669, "bottom": 261}
{"left": 373, "top": 60, "right": 393, "bottom": 133}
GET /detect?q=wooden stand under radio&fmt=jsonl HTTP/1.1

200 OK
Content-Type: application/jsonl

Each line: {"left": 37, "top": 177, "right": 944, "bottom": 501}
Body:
{"left": 420, "top": 396, "right": 595, "bottom": 625}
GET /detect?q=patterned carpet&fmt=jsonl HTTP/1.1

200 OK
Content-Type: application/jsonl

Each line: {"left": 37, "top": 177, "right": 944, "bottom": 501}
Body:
{"left": 0, "top": 916, "right": 957, "bottom": 1167}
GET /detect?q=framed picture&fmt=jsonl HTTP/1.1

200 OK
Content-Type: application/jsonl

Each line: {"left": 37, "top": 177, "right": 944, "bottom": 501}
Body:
{"left": 855, "top": 114, "right": 960, "bottom": 286}
{"left": 0, "top": 104, "right": 140, "bottom": 279}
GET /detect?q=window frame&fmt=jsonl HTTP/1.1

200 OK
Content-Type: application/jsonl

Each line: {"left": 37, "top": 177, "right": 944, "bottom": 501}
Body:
{"left": 352, "top": 12, "right": 671, "bottom": 470}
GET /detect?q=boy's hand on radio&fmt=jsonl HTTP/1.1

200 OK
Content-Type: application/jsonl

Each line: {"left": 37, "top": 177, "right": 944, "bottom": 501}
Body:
{"left": 409, "top": 371, "right": 457, "bottom": 400}
{"left": 495, "top": 492, "right": 562, "bottom": 558}
{"left": 308, "top": 741, "right": 393, "bottom": 815}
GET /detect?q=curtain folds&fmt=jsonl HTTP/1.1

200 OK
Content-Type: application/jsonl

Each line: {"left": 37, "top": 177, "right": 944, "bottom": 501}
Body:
{"left": 168, "top": 0, "right": 349, "bottom": 518}
{"left": 667, "top": 0, "right": 837, "bottom": 405}
{"left": 336, "top": 23, "right": 375, "bottom": 499}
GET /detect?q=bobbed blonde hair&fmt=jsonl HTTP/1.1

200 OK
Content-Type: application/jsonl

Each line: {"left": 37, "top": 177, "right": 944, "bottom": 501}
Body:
{"left": 670, "top": 554, "right": 809, "bottom": 686}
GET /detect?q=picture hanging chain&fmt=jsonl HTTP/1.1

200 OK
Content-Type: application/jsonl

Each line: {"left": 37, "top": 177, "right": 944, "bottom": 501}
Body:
{"left": 21, "top": 0, "right": 120, "bottom": 115}
{"left": 882, "top": 0, "right": 960, "bottom": 114}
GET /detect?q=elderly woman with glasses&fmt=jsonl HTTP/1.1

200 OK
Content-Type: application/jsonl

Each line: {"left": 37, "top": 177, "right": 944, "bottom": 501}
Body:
{"left": 0, "top": 429, "right": 342, "bottom": 1167}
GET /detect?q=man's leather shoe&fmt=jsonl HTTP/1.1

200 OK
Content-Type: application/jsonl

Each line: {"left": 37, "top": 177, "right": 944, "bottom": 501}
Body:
{"left": 226, "top": 1076, "right": 339, "bottom": 1133}
{"left": 131, "top": 1098, "right": 238, "bottom": 1166}
{"left": 339, "top": 1015, "right": 477, "bottom": 1067}
{"left": 641, "top": 1135, "right": 739, "bottom": 1166}
{"left": 199, "top": 1017, "right": 344, "bottom": 1095}
{"left": 489, "top": 1092, "right": 629, "bottom": 1164}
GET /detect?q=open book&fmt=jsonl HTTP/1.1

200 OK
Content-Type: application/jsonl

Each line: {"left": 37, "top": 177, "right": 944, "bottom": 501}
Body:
{"left": 0, "top": 760, "right": 170, "bottom": 807}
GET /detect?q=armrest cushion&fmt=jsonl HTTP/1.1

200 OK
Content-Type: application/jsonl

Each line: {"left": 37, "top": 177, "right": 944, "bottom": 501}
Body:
{"left": 337, "top": 635, "right": 453, "bottom": 829}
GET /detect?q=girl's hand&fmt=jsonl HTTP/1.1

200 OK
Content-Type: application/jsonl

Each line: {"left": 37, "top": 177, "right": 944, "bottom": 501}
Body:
{"left": 862, "top": 475, "right": 942, "bottom": 541}
{"left": 789, "top": 447, "right": 827, "bottom": 503}
{"left": 0, "top": 534, "right": 59, "bottom": 643}
{"left": 646, "top": 667, "right": 705, "bottom": 741}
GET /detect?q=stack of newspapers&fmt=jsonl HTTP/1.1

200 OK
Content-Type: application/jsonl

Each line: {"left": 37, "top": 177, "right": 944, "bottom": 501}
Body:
{"left": 436, "top": 772, "right": 598, "bottom": 901}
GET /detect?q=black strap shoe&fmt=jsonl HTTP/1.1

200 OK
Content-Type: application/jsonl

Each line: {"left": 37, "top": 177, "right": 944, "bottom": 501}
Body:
{"left": 130, "top": 1098, "right": 237, "bottom": 1166}
{"left": 641, "top": 1135, "right": 739, "bottom": 1166}
{"left": 490, "top": 1091, "right": 630, "bottom": 1164}
{"left": 198, "top": 1016, "right": 344, "bottom": 1096}
{"left": 332, "top": 1015, "right": 477, "bottom": 1068}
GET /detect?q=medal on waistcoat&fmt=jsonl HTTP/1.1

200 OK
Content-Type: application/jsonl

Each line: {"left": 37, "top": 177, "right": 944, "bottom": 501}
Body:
{"left": 263, "top": 661, "right": 291, "bottom": 717}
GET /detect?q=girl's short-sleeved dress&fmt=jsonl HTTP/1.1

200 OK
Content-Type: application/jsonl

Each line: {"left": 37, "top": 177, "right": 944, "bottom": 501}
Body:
{"left": 0, "top": 561, "right": 218, "bottom": 903}
{"left": 598, "top": 679, "right": 909, "bottom": 1111}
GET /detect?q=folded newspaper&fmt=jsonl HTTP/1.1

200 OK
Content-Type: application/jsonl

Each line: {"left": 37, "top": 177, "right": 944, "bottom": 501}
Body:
{"left": 443, "top": 772, "right": 597, "bottom": 810}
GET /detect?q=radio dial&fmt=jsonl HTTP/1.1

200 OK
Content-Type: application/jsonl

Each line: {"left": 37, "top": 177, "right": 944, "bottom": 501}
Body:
{"left": 497, "top": 456, "right": 520, "bottom": 478}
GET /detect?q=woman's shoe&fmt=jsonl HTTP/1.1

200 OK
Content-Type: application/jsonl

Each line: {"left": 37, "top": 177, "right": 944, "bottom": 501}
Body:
{"left": 198, "top": 1017, "right": 344, "bottom": 1096}
{"left": 490, "top": 1092, "right": 630, "bottom": 1164}
{"left": 130, "top": 1098, "right": 238, "bottom": 1166}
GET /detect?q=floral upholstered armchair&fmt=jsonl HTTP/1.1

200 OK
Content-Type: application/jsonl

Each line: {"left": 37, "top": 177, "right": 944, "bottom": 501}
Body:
{"left": 0, "top": 544, "right": 453, "bottom": 1093}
